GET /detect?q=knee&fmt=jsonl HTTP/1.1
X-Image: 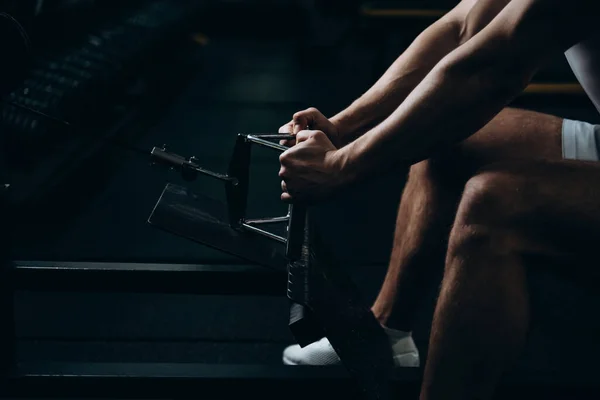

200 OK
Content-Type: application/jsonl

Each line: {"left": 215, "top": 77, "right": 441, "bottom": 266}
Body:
{"left": 457, "top": 170, "right": 524, "bottom": 226}
{"left": 448, "top": 171, "right": 525, "bottom": 258}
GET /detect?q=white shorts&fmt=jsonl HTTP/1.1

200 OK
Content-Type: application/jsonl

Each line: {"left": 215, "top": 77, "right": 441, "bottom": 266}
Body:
{"left": 562, "top": 119, "right": 600, "bottom": 161}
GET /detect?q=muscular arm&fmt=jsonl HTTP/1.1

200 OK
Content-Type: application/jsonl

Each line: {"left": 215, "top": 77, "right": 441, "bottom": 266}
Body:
{"left": 330, "top": 0, "right": 510, "bottom": 145}
{"left": 338, "top": 0, "right": 595, "bottom": 181}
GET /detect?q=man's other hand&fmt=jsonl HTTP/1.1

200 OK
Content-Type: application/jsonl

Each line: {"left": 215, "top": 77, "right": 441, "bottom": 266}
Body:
{"left": 279, "top": 130, "right": 348, "bottom": 204}
{"left": 278, "top": 107, "right": 343, "bottom": 148}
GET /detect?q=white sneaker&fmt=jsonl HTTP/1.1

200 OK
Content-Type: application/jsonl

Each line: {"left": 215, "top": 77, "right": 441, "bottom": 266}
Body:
{"left": 282, "top": 334, "right": 420, "bottom": 367}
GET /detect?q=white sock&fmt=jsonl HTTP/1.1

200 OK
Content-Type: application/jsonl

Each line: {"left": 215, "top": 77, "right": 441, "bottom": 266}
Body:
{"left": 382, "top": 325, "right": 419, "bottom": 360}
{"left": 382, "top": 325, "right": 411, "bottom": 340}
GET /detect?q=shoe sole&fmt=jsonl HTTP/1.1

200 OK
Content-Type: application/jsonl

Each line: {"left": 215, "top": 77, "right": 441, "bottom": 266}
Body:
{"left": 283, "top": 355, "right": 305, "bottom": 366}
{"left": 282, "top": 352, "right": 420, "bottom": 367}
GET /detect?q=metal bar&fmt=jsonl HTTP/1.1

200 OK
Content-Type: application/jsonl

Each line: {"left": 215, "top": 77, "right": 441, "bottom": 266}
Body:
{"left": 0, "top": 268, "right": 14, "bottom": 381}
{"left": 189, "top": 164, "right": 237, "bottom": 184}
{"left": 5, "top": 362, "right": 584, "bottom": 399}
{"left": 246, "top": 135, "right": 289, "bottom": 152}
{"left": 150, "top": 147, "right": 238, "bottom": 184}
{"left": 226, "top": 135, "right": 251, "bottom": 226}
{"left": 251, "top": 134, "right": 295, "bottom": 140}
{"left": 6, "top": 362, "right": 423, "bottom": 399}
{"left": 11, "top": 261, "right": 285, "bottom": 296}
{"left": 244, "top": 215, "right": 289, "bottom": 225}
{"left": 5, "top": 101, "right": 71, "bottom": 128}
{"left": 0, "top": 187, "right": 15, "bottom": 381}
{"left": 286, "top": 204, "right": 306, "bottom": 261}
{"left": 241, "top": 223, "right": 287, "bottom": 244}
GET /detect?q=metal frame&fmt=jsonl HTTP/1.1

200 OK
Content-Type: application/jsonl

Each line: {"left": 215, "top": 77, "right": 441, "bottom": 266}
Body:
{"left": 11, "top": 260, "right": 285, "bottom": 295}
{"left": 0, "top": 246, "right": 15, "bottom": 385}
{"left": 151, "top": 133, "right": 293, "bottom": 246}
{"left": 5, "top": 362, "right": 423, "bottom": 399}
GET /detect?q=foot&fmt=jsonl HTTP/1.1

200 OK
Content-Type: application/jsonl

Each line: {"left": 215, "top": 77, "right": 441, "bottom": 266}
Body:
{"left": 282, "top": 332, "right": 420, "bottom": 367}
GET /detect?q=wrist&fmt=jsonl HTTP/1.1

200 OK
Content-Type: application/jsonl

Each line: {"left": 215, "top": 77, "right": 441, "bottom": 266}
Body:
{"left": 331, "top": 106, "right": 385, "bottom": 147}
{"left": 334, "top": 142, "right": 361, "bottom": 184}
{"left": 330, "top": 112, "right": 364, "bottom": 144}
{"left": 328, "top": 115, "right": 351, "bottom": 145}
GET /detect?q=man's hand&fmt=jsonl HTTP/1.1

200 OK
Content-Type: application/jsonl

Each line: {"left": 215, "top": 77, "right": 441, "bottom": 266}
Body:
{"left": 279, "top": 130, "right": 348, "bottom": 204}
{"left": 278, "top": 107, "right": 343, "bottom": 148}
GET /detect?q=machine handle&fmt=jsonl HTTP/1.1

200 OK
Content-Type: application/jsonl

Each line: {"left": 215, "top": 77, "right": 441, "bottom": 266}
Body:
{"left": 285, "top": 204, "right": 306, "bottom": 260}
{"left": 285, "top": 204, "right": 324, "bottom": 347}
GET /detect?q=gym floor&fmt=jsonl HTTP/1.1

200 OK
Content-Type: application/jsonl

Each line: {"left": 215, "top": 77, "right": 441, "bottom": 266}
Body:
{"left": 8, "top": 2, "right": 600, "bottom": 395}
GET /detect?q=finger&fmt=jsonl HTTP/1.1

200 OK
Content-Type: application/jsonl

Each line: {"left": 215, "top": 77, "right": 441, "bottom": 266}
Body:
{"left": 292, "top": 115, "right": 307, "bottom": 134}
{"left": 280, "top": 139, "right": 295, "bottom": 147}
{"left": 279, "top": 122, "right": 293, "bottom": 145}
{"left": 310, "top": 130, "right": 329, "bottom": 145}
{"left": 295, "top": 129, "right": 314, "bottom": 144}
{"left": 279, "top": 121, "right": 293, "bottom": 134}
{"left": 281, "top": 180, "right": 287, "bottom": 192}
{"left": 278, "top": 162, "right": 288, "bottom": 176}
{"left": 293, "top": 107, "right": 329, "bottom": 131}
{"left": 281, "top": 192, "right": 293, "bottom": 203}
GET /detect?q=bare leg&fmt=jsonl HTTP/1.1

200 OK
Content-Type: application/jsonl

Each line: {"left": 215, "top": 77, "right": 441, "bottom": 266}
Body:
{"left": 371, "top": 107, "right": 563, "bottom": 331}
{"left": 421, "top": 160, "right": 600, "bottom": 399}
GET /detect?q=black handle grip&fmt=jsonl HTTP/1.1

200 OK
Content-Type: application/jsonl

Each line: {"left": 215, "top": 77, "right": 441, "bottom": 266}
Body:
{"left": 286, "top": 204, "right": 306, "bottom": 260}
{"left": 286, "top": 204, "right": 324, "bottom": 347}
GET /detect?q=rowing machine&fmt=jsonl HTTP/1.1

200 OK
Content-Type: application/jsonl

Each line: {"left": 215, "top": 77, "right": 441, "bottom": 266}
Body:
{"left": 148, "top": 133, "right": 395, "bottom": 400}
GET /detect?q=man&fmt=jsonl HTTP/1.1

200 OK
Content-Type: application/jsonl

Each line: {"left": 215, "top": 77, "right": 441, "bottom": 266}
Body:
{"left": 277, "top": 0, "right": 598, "bottom": 399}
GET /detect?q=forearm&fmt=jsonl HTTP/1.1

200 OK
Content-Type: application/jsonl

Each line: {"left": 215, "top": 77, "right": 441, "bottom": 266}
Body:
{"left": 340, "top": 37, "right": 538, "bottom": 181}
{"left": 330, "top": 11, "right": 466, "bottom": 145}
{"left": 337, "top": 0, "right": 596, "bottom": 180}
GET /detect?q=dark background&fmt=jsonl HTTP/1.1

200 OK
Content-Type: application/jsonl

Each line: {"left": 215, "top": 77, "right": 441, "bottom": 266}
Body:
{"left": 1, "top": 0, "right": 599, "bottom": 389}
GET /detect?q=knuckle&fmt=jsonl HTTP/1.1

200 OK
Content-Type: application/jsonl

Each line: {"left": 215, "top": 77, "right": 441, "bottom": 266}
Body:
{"left": 309, "top": 130, "right": 324, "bottom": 140}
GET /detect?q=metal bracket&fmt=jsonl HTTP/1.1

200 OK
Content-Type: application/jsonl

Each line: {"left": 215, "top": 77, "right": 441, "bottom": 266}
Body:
{"left": 150, "top": 133, "right": 293, "bottom": 245}
{"left": 150, "top": 145, "right": 239, "bottom": 184}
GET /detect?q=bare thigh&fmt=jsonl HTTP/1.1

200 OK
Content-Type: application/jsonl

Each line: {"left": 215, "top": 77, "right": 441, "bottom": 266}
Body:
{"left": 424, "top": 107, "right": 563, "bottom": 181}
{"left": 460, "top": 159, "right": 600, "bottom": 278}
